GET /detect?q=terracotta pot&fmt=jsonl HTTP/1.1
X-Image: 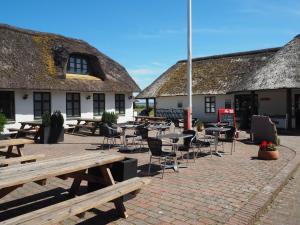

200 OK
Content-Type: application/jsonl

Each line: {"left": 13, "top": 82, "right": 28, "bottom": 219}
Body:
{"left": 258, "top": 149, "right": 279, "bottom": 160}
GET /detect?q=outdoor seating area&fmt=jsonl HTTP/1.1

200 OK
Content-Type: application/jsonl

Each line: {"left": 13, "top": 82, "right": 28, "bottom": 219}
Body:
{"left": 0, "top": 129, "right": 295, "bottom": 224}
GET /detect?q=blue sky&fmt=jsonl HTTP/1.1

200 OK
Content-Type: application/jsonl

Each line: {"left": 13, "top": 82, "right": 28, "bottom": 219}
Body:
{"left": 1, "top": 0, "right": 300, "bottom": 89}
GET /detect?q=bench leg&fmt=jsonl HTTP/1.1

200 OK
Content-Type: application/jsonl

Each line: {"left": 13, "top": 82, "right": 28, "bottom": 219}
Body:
{"left": 99, "top": 166, "right": 128, "bottom": 219}
{"left": 68, "top": 170, "right": 85, "bottom": 197}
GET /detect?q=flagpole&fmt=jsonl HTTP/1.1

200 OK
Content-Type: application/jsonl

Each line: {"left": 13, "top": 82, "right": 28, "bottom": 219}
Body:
{"left": 187, "top": 0, "right": 192, "bottom": 129}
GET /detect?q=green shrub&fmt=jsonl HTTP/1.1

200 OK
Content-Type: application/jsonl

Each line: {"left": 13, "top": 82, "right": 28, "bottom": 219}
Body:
{"left": 50, "top": 111, "right": 64, "bottom": 127}
{"left": 0, "top": 113, "right": 7, "bottom": 134}
{"left": 102, "top": 111, "right": 118, "bottom": 124}
{"left": 42, "top": 112, "right": 51, "bottom": 126}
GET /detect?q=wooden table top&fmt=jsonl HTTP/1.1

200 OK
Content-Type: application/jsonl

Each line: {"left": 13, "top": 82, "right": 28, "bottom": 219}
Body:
{"left": 135, "top": 116, "right": 166, "bottom": 120}
{"left": 0, "top": 138, "right": 34, "bottom": 148}
{"left": 20, "top": 121, "right": 43, "bottom": 126}
{"left": 0, "top": 152, "right": 125, "bottom": 189}
{"left": 77, "top": 118, "right": 102, "bottom": 123}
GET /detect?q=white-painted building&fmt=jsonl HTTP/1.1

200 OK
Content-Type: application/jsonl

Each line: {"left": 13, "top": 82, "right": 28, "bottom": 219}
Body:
{"left": 0, "top": 24, "right": 140, "bottom": 132}
{"left": 137, "top": 34, "right": 300, "bottom": 130}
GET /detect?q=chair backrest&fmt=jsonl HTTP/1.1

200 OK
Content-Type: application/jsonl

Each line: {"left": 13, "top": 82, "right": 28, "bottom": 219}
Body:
{"left": 136, "top": 125, "right": 148, "bottom": 139}
{"left": 224, "top": 126, "right": 236, "bottom": 141}
{"left": 182, "top": 130, "right": 196, "bottom": 147}
{"left": 147, "top": 137, "right": 163, "bottom": 157}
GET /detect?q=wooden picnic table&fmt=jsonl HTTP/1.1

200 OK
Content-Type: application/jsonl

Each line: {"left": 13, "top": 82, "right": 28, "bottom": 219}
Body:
{"left": 0, "top": 152, "right": 150, "bottom": 224}
{"left": 72, "top": 118, "right": 102, "bottom": 135}
{"left": 135, "top": 116, "right": 166, "bottom": 122}
{"left": 9, "top": 121, "right": 42, "bottom": 140}
{"left": 0, "top": 138, "right": 34, "bottom": 158}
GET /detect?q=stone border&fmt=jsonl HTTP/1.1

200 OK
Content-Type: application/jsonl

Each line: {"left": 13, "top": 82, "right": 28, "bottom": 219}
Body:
{"left": 225, "top": 145, "right": 300, "bottom": 225}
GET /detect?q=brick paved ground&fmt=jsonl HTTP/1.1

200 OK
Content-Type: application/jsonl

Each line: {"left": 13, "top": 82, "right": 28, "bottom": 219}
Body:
{"left": 256, "top": 135, "right": 300, "bottom": 225}
{"left": 0, "top": 131, "right": 296, "bottom": 225}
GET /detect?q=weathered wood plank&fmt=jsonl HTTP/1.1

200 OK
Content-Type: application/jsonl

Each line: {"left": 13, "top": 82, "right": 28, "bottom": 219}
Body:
{"left": 1, "top": 177, "right": 150, "bottom": 225}
{"left": 0, "top": 153, "right": 125, "bottom": 189}
{"left": 0, "top": 139, "right": 34, "bottom": 148}
{"left": 0, "top": 154, "right": 45, "bottom": 167}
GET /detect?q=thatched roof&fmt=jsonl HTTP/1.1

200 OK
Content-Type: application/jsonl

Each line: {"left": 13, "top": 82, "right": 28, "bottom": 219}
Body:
{"left": 231, "top": 35, "right": 300, "bottom": 92}
{"left": 137, "top": 34, "right": 300, "bottom": 98}
{"left": 0, "top": 24, "right": 140, "bottom": 92}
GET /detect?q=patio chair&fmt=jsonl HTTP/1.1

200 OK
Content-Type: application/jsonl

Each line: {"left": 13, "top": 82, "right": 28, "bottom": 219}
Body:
{"left": 176, "top": 130, "right": 196, "bottom": 163}
{"left": 101, "top": 123, "right": 122, "bottom": 150}
{"left": 222, "top": 126, "right": 236, "bottom": 154}
{"left": 134, "top": 125, "right": 149, "bottom": 149}
{"left": 147, "top": 137, "right": 177, "bottom": 178}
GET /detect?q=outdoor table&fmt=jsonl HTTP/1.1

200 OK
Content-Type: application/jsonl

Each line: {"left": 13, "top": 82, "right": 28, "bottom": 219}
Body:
{"left": 73, "top": 118, "right": 102, "bottom": 135}
{"left": 0, "top": 138, "right": 35, "bottom": 158}
{"left": 206, "top": 122, "right": 229, "bottom": 127}
{"left": 157, "top": 132, "right": 193, "bottom": 170}
{"left": 204, "top": 127, "right": 231, "bottom": 157}
{"left": 0, "top": 152, "right": 124, "bottom": 197}
{"left": 118, "top": 124, "right": 139, "bottom": 151}
{"left": 148, "top": 124, "right": 170, "bottom": 135}
{"left": 135, "top": 116, "right": 166, "bottom": 123}
{"left": 14, "top": 121, "right": 43, "bottom": 140}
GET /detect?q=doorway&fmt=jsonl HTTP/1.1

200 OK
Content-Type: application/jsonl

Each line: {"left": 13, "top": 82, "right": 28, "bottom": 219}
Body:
{"left": 295, "top": 95, "right": 300, "bottom": 129}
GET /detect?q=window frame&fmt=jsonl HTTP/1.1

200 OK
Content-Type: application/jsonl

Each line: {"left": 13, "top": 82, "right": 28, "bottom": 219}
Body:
{"left": 0, "top": 91, "right": 15, "bottom": 121}
{"left": 66, "top": 93, "right": 81, "bottom": 118}
{"left": 67, "top": 55, "right": 90, "bottom": 75}
{"left": 205, "top": 96, "right": 216, "bottom": 113}
{"left": 93, "top": 93, "right": 105, "bottom": 116}
{"left": 33, "top": 92, "right": 51, "bottom": 120}
{"left": 115, "top": 94, "right": 125, "bottom": 114}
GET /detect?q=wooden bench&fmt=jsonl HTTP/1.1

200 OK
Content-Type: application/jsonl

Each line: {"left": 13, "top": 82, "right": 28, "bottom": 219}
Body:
{"left": 0, "top": 154, "right": 45, "bottom": 167}
{"left": 1, "top": 177, "right": 150, "bottom": 225}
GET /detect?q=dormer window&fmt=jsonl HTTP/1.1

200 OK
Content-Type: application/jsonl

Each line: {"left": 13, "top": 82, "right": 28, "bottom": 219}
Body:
{"left": 67, "top": 55, "right": 90, "bottom": 74}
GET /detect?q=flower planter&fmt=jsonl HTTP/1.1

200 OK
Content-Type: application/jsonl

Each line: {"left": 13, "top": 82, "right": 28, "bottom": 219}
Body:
{"left": 258, "top": 149, "right": 279, "bottom": 160}
{"left": 40, "top": 126, "right": 50, "bottom": 144}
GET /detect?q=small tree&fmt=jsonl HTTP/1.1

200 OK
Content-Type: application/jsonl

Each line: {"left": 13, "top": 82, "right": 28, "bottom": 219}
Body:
{"left": 0, "top": 113, "right": 7, "bottom": 134}
{"left": 101, "top": 111, "right": 118, "bottom": 124}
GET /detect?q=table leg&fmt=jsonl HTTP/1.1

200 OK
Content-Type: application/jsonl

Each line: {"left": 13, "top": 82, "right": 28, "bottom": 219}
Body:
{"left": 68, "top": 170, "right": 85, "bottom": 197}
{"left": 214, "top": 133, "right": 223, "bottom": 157}
{"left": 99, "top": 166, "right": 128, "bottom": 218}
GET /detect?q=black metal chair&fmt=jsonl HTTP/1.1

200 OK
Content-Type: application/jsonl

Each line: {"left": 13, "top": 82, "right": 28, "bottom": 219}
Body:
{"left": 147, "top": 137, "right": 177, "bottom": 178}
{"left": 101, "top": 123, "right": 121, "bottom": 150}
{"left": 135, "top": 125, "right": 149, "bottom": 149}
{"left": 223, "top": 126, "right": 236, "bottom": 154}
{"left": 177, "top": 130, "right": 196, "bottom": 163}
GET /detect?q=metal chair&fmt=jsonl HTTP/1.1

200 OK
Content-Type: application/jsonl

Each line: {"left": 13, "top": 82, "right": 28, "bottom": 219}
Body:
{"left": 101, "top": 123, "right": 121, "bottom": 150}
{"left": 147, "top": 137, "right": 177, "bottom": 178}
{"left": 176, "top": 130, "right": 196, "bottom": 163}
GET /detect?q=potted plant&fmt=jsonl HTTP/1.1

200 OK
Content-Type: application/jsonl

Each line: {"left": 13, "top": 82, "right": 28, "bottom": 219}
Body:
{"left": 258, "top": 140, "right": 279, "bottom": 160}
{"left": 0, "top": 113, "right": 7, "bottom": 140}
{"left": 48, "top": 111, "right": 64, "bottom": 143}
{"left": 40, "top": 112, "right": 51, "bottom": 144}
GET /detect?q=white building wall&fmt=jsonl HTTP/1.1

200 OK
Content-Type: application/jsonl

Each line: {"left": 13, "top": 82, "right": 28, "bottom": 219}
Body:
{"left": 156, "top": 94, "right": 234, "bottom": 122}
{"left": 4, "top": 90, "right": 134, "bottom": 132}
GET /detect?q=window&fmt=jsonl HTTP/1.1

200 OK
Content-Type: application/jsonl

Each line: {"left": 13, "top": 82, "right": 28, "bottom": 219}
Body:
{"left": 66, "top": 93, "right": 81, "bottom": 117}
{"left": 67, "top": 55, "right": 90, "bottom": 74}
{"left": 93, "top": 93, "right": 105, "bottom": 116}
{"left": 205, "top": 96, "right": 216, "bottom": 113}
{"left": 0, "top": 91, "right": 15, "bottom": 120}
{"left": 115, "top": 94, "right": 125, "bottom": 114}
{"left": 225, "top": 99, "right": 231, "bottom": 109}
{"left": 34, "top": 92, "right": 51, "bottom": 119}
{"left": 177, "top": 102, "right": 183, "bottom": 108}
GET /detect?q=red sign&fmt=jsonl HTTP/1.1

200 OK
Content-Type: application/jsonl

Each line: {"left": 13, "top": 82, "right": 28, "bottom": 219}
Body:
{"left": 218, "top": 108, "right": 236, "bottom": 127}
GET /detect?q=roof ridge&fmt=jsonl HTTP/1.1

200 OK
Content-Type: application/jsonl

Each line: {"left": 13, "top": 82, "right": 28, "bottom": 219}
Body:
{"left": 177, "top": 47, "right": 281, "bottom": 63}
{"left": 0, "top": 23, "right": 85, "bottom": 44}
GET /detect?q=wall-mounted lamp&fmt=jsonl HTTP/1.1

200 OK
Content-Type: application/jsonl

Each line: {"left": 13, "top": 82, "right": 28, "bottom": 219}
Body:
{"left": 22, "top": 94, "right": 28, "bottom": 100}
{"left": 86, "top": 95, "right": 91, "bottom": 100}
{"left": 128, "top": 95, "right": 133, "bottom": 100}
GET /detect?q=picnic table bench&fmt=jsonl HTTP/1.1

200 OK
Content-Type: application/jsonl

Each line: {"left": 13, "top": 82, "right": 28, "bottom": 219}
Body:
{"left": 0, "top": 154, "right": 45, "bottom": 167}
{"left": 9, "top": 121, "right": 42, "bottom": 140}
{"left": 71, "top": 118, "right": 102, "bottom": 135}
{"left": 0, "top": 152, "right": 150, "bottom": 224}
{"left": 0, "top": 138, "right": 35, "bottom": 158}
